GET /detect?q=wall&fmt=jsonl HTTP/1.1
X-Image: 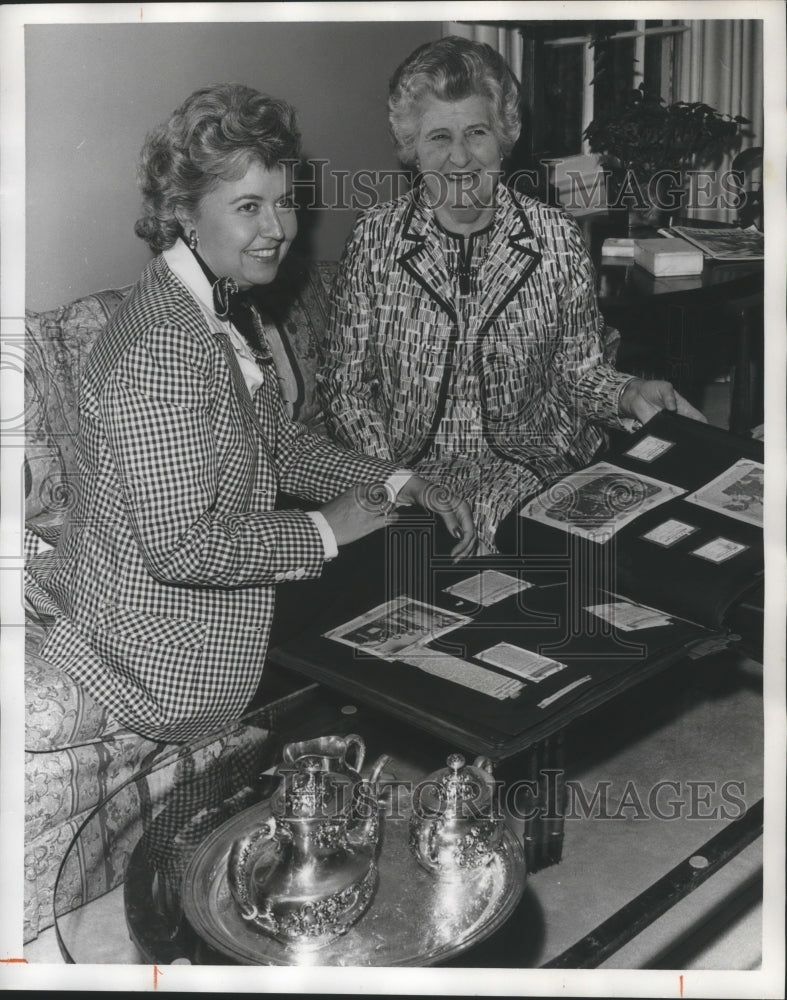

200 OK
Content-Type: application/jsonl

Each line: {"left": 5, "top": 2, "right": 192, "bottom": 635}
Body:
{"left": 24, "top": 20, "right": 441, "bottom": 311}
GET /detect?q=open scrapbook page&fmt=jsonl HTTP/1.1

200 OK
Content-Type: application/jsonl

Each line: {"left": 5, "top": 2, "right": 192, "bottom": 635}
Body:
{"left": 504, "top": 412, "right": 764, "bottom": 630}
{"left": 271, "top": 412, "right": 764, "bottom": 756}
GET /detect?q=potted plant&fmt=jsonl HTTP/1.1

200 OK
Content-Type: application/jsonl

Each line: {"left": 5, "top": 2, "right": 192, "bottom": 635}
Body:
{"left": 583, "top": 83, "right": 749, "bottom": 227}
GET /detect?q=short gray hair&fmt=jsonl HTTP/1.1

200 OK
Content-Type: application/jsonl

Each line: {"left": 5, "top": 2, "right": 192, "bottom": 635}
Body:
{"left": 388, "top": 36, "right": 521, "bottom": 167}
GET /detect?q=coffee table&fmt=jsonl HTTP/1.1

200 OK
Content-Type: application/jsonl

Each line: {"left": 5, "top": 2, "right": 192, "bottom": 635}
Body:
{"left": 51, "top": 651, "right": 764, "bottom": 968}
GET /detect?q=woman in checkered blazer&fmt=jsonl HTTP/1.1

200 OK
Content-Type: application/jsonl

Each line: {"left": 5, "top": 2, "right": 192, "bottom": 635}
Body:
{"left": 319, "top": 37, "right": 705, "bottom": 552}
{"left": 34, "top": 84, "right": 475, "bottom": 742}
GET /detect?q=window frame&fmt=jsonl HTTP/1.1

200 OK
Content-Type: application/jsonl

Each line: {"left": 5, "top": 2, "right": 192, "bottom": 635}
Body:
{"left": 539, "top": 20, "right": 689, "bottom": 155}
{"left": 513, "top": 20, "right": 689, "bottom": 161}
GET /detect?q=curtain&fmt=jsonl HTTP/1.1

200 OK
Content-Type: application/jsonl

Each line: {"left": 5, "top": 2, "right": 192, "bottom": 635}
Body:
{"left": 677, "top": 20, "right": 764, "bottom": 223}
{"left": 444, "top": 21, "right": 523, "bottom": 82}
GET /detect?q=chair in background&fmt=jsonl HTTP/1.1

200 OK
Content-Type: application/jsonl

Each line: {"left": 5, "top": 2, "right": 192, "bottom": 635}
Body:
{"left": 729, "top": 146, "right": 763, "bottom": 232}
{"left": 724, "top": 292, "right": 764, "bottom": 436}
{"left": 724, "top": 145, "right": 764, "bottom": 436}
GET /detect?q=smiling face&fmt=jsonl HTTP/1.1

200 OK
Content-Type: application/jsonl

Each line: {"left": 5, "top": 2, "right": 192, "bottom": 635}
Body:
{"left": 414, "top": 94, "right": 503, "bottom": 230}
{"left": 178, "top": 160, "right": 296, "bottom": 288}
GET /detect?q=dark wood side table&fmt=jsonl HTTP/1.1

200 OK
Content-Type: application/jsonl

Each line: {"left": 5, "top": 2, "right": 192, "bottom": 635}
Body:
{"left": 579, "top": 213, "right": 764, "bottom": 433}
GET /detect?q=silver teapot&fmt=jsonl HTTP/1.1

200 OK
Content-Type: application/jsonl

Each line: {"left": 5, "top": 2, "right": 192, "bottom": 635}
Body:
{"left": 227, "top": 735, "right": 390, "bottom": 949}
{"left": 409, "top": 752, "right": 504, "bottom": 878}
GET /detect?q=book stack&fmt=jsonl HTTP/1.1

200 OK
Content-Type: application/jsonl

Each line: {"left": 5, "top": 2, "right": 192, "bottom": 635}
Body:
{"left": 632, "top": 238, "right": 704, "bottom": 276}
{"left": 601, "top": 226, "right": 764, "bottom": 273}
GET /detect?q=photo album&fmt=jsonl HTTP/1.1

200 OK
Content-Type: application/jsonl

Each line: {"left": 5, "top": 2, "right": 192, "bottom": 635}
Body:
{"left": 271, "top": 413, "right": 764, "bottom": 756}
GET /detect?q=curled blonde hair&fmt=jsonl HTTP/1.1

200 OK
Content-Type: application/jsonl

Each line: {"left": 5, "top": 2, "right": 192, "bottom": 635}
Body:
{"left": 135, "top": 83, "right": 301, "bottom": 253}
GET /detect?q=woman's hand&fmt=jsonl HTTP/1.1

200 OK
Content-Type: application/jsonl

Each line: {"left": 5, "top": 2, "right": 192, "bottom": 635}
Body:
{"left": 320, "top": 477, "right": 477, "bottom": 560}
{"left": 395, "top": 476, "right": 477, "bottom": 560}
{"left": 319, "top": 484, "right": 400, "bottom": 547}
{"left": 619, "top": 378, "right": 707, "bottom": 425}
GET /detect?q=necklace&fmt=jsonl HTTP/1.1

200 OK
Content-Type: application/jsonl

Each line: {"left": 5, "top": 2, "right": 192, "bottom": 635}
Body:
{"left": 424, "top": 192, "right": 498, "bottom": 295}
{"left": 440, "top": 224, "right": 495, "bottom": 297}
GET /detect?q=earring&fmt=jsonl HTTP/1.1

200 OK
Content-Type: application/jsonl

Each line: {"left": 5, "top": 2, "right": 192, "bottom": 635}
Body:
{"left": 187, "top": 229, "right": 198, "bottom": 251}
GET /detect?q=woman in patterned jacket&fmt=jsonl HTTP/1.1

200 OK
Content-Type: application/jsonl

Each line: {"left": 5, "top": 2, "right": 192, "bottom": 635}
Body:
{"left": 319, "top": 37, "right": 705, "bottom": 552}
{"left": 35, "top": 84, "right": 475, "bottom": 742}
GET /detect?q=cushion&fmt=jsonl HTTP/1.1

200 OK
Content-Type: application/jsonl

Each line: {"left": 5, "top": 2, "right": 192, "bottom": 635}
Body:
{"left": 25, "top": 709, "right": 274, "bottom": 942}
{"left": 24, "top": 288, "right": 131, "bottom": 545}
{"left": 25, "top": 642, "right": 119, "bottom": 752}
{"left": 24, "top": 732, "right": 161, "bottom": 841}
{"left": 251, "top": 257, "right": 338, "bottom": 430}
{"left": 25, "top": 553, "right": 131, "bottom": 750}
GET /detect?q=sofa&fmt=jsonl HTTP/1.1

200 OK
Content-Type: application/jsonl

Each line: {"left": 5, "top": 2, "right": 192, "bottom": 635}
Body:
{"left": 21, "top": 256, "right": 339, "bottom": 943}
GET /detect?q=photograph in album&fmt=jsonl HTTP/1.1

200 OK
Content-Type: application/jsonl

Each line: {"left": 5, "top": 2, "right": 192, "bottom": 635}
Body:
{"left": 519, "top": 462, "right": 686, "bottom": 542}
{"left": 685, "top": 459, "right": 764, "bottom": 527}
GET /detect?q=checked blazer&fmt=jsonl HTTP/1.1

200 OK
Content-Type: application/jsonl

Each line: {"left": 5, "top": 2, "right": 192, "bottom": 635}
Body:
{"left": 37, "top": 251, "right": 397, "bottom": 742}
{"left": 318, "top": 184, "right": 635, "bottom": 542}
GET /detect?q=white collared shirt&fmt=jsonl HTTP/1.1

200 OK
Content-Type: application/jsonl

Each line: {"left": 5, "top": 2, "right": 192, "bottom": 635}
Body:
{"left": 163, "top": 238, "right": 265, "bottom": 396}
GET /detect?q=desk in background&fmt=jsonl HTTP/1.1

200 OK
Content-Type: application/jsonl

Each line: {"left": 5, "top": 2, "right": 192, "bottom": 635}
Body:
{"left": 580, "top": 214, "right": 764, "bottom": 435}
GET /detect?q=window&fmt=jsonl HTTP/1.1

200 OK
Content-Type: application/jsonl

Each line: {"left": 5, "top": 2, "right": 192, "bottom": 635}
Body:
{"left": 502, "top": 20, "right": 688, "bottom": 211}
{"left": 516, "top": 20, "right": 688, "bottom": 158}
{"left": 461, "top": 17, "right": 762, "bottom": 222}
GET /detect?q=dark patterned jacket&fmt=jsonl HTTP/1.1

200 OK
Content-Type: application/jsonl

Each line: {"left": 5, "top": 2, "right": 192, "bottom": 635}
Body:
{"left": 319, "top": 184, "right": 634, "bottom": 483}
{"left": 38, "top": 251, "right": 396, "bottom": 741}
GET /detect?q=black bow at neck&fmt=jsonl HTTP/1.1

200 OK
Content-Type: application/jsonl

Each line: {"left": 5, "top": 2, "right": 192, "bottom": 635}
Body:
{"left": 186, "top": 241, "right": 267, "bottom": 357}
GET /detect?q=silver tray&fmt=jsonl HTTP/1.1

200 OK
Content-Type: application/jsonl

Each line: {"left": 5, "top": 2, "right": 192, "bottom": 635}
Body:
{"left": 181, "top": 785, "right": 526, "bottom": 966}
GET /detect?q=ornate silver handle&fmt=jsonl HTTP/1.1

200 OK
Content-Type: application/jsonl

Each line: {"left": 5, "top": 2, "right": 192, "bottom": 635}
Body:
{"left": 473, "top": 755, "right": 494, "bottom": 775}
{"left": 226, "top": 817, "right": 276, "bottom": 921}
{"left": 344, "top": 733, "right": 366, "bottom": 774}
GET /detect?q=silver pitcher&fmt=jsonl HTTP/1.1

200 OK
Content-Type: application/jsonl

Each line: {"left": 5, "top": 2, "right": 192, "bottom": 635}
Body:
{"left": 409, "top": 752, "right": 504, "bottom": 878}
{"left": 227, "top": 736, "right": 390, "bottom": 949}
{"left": 281, "top": 732, "right": 366, "bottom": 781}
